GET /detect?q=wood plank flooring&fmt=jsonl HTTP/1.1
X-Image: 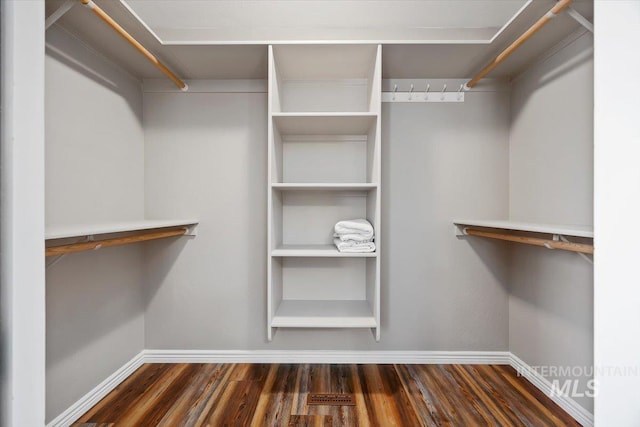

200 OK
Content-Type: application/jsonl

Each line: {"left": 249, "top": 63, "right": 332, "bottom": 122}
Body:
{"left": 74, "top": 364, "right": 581, "bottom": 426}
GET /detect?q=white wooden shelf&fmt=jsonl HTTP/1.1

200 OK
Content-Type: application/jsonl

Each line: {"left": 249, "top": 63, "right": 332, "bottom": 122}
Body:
{"left": 272, "top": 244, "right": 377, "bottom": 258}
{"left": 268, "top": 44, "right": 382, "bottom": 341}
{"left": 273, "top": 113, "right": 377, "bottom": 135}
{"left": 453, "top": 219, "right": 593, "bottom": 238}
{"left": 46, "top": 219, "right": 199, "bottom": 240}
{"left": 272, "top": 183, "right": 377, "bottom": 191}
{"left": 271, "top": 300, "right": 377, "bottom": 328}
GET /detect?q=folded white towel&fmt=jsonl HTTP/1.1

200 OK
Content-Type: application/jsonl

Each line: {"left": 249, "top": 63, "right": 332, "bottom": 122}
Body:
{"left": 333, "top": 233, "right": 373, "bottom": 243}
{"left": 334, "top": 238, "right": 376, "bottom": 253}
{"left": 334, "top": 219, "right": 374, "bottom": 240}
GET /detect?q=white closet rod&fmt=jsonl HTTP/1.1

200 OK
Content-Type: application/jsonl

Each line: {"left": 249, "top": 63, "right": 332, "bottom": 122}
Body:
{"left": 79, "top": 0, "right": 188, "bottom": 91}
{"left": 465, "top": 0, "right": 574, "bottom": 89}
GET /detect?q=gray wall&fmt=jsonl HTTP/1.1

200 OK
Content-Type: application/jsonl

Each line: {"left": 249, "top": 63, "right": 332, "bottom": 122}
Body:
{"left": 508, "top": 31, "right": 594, "bottom": 412}
{"left": 45, "top": 27, "right": 145, "bottom": 422}
{"left": 143, "top": 85, "right": 511, "bottom": 350}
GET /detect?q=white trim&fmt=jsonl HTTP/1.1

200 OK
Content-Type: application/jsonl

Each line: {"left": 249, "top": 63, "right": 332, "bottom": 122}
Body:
{"left": 509, "top": 353, "right": 594, "bottom": 427}
{"left": 1, "top": 1, "right": 47, "bottom": 425}
{"left": 46, "top": 351, "right": 146, "bottom": 427}
{"left": 143, "top": 349, "right": 510, "bottom": 365}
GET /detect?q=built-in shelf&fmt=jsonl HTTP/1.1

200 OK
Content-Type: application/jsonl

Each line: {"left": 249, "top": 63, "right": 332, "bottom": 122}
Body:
{"left": 272, "top": 113, "right": 377, "bottom": 135}
{"left": 272, "top": 183, "right": 377, "bottom": 191}
{"left": 453, "top": 219, "right": 593, "bottom": 238}
{"left": 272, "top": 244, "right": 377, "bottom": 258}
{"left": 271, "top": 300, "right": 377, "bottom": 328}
{"left": 46, "top": 219, "right": 199, "bottom": 240}
{"left": 268, "top": 44, "right": 382, "bottom": 341}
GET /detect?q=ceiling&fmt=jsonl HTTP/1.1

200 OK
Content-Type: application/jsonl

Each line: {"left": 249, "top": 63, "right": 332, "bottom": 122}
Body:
{"left": 45, "top": 0, "right": 593, "bottom": 80}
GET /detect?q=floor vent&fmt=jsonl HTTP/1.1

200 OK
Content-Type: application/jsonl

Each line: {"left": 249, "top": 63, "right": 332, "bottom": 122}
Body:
{"left": 307, "top": 393, "right": 356, "bottom": 406}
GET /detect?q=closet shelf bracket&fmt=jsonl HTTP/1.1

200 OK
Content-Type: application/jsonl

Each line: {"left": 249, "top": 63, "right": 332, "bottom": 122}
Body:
{"left": 560, "top": 235, "right": 594, "bottom": 264}
{"left": 566, "top": 6, "right": 594, "bottom": 33}
{"left": 78, "top": 0, "right": 188, "bottom": 91}
{"left": 45, "top": 0, "right": 76, "bottom": 30}
{"left": 464, "top": 0, "right": 574, "bottom": 89}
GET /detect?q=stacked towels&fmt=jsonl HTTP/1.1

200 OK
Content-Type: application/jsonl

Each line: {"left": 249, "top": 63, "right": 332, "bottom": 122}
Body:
{"left": 333, "top": 219, "right": 376, "bottom": 253}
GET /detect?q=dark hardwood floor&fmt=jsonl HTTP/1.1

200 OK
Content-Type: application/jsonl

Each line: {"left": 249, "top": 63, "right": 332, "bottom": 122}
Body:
{"left": 74, "top": 363, "right": 581, "bottom": 426}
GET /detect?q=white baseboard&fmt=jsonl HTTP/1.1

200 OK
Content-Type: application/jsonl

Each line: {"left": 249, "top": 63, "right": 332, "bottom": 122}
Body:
{"left": 46, "top": 350, "right": 146, "bottom": 427}
{"left": 47, "top": 350, "right": 593, "bottom": 427}
{"left": 509, "top": 353, "right": 594, "bottom": 427}
{"left": 143, "top": 349, "right": 511, "bottom": 364}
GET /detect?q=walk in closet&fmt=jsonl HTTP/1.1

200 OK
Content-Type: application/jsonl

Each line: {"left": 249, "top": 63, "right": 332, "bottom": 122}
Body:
{"left": 9, "top": 0, "right": 636, "bottom": 426}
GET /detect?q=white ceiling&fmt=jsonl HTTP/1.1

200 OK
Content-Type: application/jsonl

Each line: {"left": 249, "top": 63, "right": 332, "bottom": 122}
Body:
{"left": 45, "top": 0, "right": 593, "bottom": 80}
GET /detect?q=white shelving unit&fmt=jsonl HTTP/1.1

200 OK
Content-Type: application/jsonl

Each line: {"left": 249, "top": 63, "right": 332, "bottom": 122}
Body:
{"left": 268, "top": 44, "right": 382, "bottom": 340}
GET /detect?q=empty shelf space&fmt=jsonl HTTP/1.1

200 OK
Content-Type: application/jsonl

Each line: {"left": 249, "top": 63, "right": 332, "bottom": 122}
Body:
{"left": 272, "top": 244, "right": 377, "bottom": 257}
{"left": 453, "top": 219, "right": 593, "bottom": 238}
{"left": 272, "top": 183, "right": 377, "bottom": 191}
{"left": 272, "top": 45, "right": 379, "bottom": 81}
{"left": 46, "top": 219, "right": 199, "bottom": 240}
{"left": 273, "top": 113, "right": 377, "bottom": 135}
{"left": 271, "top": 300, "right": 376, "bottom": 328}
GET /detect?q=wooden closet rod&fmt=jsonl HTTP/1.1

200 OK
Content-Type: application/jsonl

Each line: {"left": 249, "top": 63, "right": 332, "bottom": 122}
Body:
{"left": 79, "top": 0, "right": 187, "bottom": 91}
{"left": 464, "top": 228, "right": 594, "bottom": 254}
{"left": 45, "top": 227, "right": 188, "bottom": 257}
{"left": 465, "top": 0, "right": 573, "bottom": 89}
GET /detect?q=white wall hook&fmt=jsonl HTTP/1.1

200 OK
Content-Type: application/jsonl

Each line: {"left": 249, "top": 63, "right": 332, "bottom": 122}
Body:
{"left": 382, "top": 81, "right": 463, "bottom": 103}
{"left": 457, "top": 84, "right": 464, "bottom": 100}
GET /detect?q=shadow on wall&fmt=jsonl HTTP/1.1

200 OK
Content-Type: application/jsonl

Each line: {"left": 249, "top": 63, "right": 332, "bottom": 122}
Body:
{"left": 509, "top": 243, "right": 593, "bottom": 327}
{"left": 462, "top": 237, "right": 512, "bottom": 291}
{"left": 143, "top": 237, "right": 190, "bottom": 311}
{"left": 510, "top": 32, "right": 593, "bottom": 124}
{"left": 46, "top": 245, "right": 145, "bottom": 372}
{"left": 45, "top": 27, "right": 142, "bottom": 125}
